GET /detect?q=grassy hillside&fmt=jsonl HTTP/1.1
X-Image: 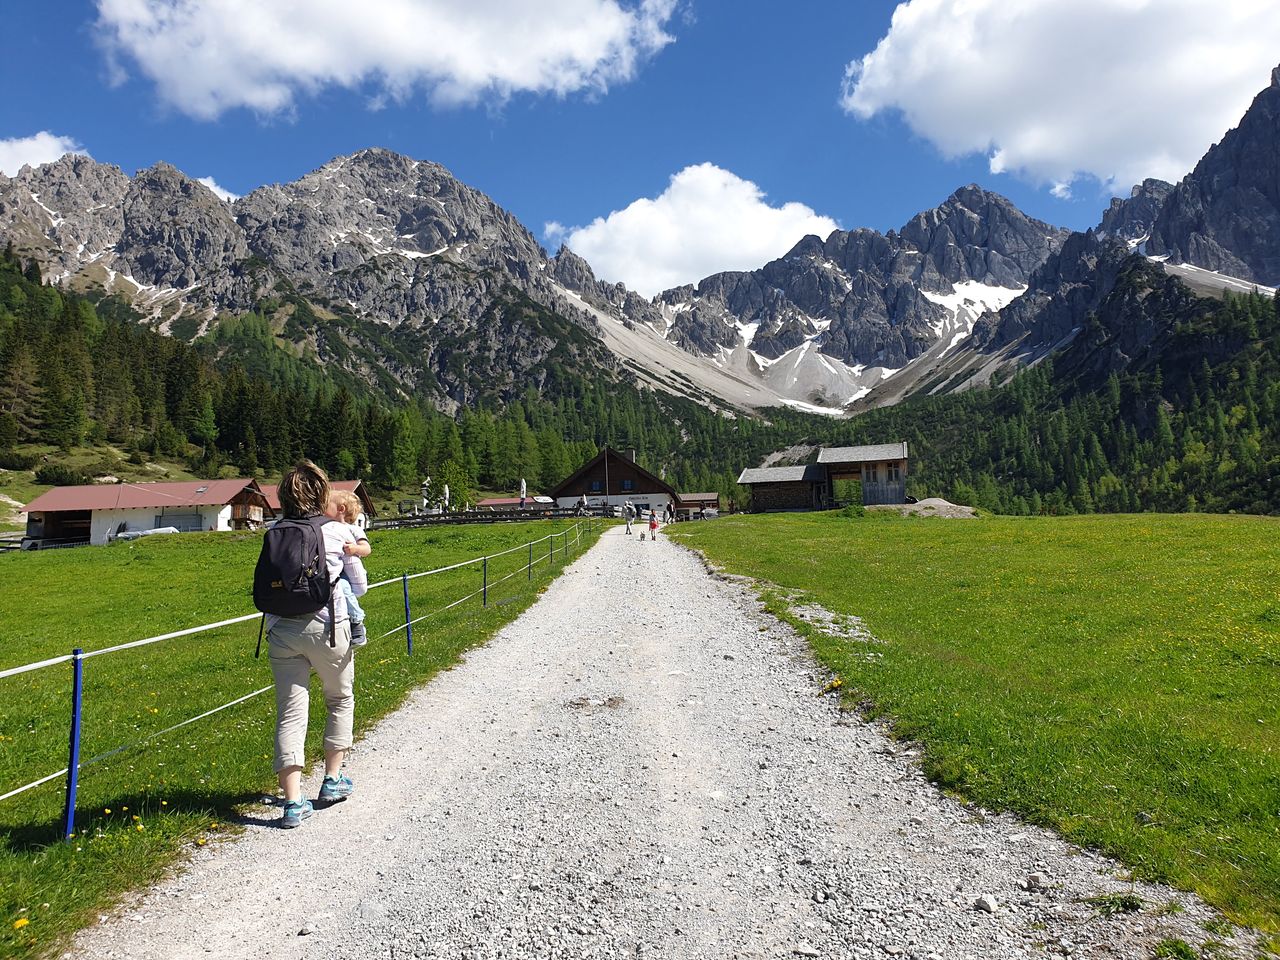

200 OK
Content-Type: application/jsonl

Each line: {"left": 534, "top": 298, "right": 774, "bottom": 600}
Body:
{"left": 0, "top": 519, "right": 601, "bottom": 958}
{"left": 670, "top": 512, "right": 1280, "bottom": 933}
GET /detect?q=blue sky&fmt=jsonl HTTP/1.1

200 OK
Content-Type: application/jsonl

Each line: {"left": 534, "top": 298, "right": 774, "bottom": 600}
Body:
{"left": 2, "top": 1, "right": 1277, "bottom": 295}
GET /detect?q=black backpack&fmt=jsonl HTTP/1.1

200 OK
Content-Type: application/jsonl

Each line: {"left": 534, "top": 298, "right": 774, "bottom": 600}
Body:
{"left": 253, "top": 515, "right": 338, "bottom": 654}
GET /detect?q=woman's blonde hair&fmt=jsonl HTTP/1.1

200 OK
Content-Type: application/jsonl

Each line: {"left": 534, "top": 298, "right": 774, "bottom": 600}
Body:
{"left": 330, "top": 490, "right": 362, "bottom": 523}
{"left": 278, "top": 459, "right": 330, "bottom": 518}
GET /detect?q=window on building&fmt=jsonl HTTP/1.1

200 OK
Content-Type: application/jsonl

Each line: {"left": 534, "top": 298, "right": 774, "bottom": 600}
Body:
{"left": 866, "top": 463, "right": 878, "bottom": 483}
{"left": 887, "top": 461, "right": 901, "bottom": 483}
{"left": 622, "top": 479, "right": 634, "bottom": 491}
{"left": 590, "top": 480, "right": 602, "bottom": 492}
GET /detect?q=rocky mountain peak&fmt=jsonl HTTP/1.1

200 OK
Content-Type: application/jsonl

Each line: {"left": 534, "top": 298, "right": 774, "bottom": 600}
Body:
{"left": 1145, "top": 62, "right": 1280, "bottom": 285}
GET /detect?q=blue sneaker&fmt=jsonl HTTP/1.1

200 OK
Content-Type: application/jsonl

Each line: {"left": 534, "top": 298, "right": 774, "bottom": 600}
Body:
{"left": 318, "top": 773, "right": 353, "bottom": 803}
{"left": 281, "top": 799, "right": 313, "bottom": 829}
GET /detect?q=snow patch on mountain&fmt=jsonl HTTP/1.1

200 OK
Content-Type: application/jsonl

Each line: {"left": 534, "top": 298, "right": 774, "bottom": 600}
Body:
{"left": 920, "top": 281, "right": 1026, "bottom": 355}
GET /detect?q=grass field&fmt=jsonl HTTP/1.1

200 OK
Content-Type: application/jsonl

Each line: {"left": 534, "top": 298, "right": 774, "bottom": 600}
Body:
{"left": 0, "top": 518, "right": 600, "bottom": 958}
{"left": 669, "top": 512, "right": 1280, "bottom": 935}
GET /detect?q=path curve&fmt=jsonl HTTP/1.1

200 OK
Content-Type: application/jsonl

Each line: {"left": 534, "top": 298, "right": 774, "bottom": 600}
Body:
{"left": 69, "top": 526, "right": 1251, "bottom": 960}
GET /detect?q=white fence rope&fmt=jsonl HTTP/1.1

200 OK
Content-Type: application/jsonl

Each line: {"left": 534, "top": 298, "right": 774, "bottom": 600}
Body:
{"left": 0, "top": 519, "right": 600, "bottom": 806}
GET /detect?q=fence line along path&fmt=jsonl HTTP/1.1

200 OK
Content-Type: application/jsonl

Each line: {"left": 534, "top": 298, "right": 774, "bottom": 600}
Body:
{"left": 70, "top": 525, "right": 1249, "bottom": 960}
{"left": 0, "top": 519, "right": 594, "bottom": 821}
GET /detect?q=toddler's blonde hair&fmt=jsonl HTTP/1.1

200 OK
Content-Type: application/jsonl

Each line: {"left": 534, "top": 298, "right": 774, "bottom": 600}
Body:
{"left": 330, "top": 490, "right": 363, "bottom": 524}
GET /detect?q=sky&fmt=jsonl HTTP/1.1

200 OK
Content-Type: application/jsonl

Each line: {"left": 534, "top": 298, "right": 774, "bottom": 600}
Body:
{"left": 2, "top": 0, "right": 1278, "bottom": 296}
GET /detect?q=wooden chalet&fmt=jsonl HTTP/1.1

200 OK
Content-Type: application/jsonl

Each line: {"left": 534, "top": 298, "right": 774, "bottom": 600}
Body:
{"left": 24, "top": 479, "right": 273, "bottom": 548}
{"left": 738, "top": 442, "right": 909, "bottom": 511}
{"left": 548, "top": 447, "right": 678, "bottom": 515}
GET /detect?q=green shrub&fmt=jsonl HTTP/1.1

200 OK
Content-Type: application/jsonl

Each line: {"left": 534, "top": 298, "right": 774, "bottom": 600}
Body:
{"left": 839, "top": 503, "right": 866, "bottom": 519}
{"left": 34, "top": 464, "right": 90, "bottom": 486}
{"left": 1153, "top": 939, "right": 1196, "bottom": 960}
{"left": 0, "top": 449, "right": 38, "bottom": 470}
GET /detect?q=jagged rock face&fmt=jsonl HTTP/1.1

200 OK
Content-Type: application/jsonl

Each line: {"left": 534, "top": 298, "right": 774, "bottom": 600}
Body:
{"left": 1146, "top": 64, "right": 1280, "bottom": 285}
{"left": 972, "top": 231, "right": 1131, "bottom": 350}
{"left": 118, "top": 163, "right": 250, "bottom": 292}
{"left": 657, "top": 186, "right": 1068, "bottom": 368}
{"left": 236, "top": 148, "right": 548, "bottom": 291}
{"left": 0, "top": 154, "right": 130, "bottom": 277}
{"left": 1096, "top": 178, "right": 1174, "bottom": 245}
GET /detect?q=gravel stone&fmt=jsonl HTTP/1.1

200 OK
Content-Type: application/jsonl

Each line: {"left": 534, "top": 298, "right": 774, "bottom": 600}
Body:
{"left": 67, "top": 528, "right": 1264, "bottom": 960}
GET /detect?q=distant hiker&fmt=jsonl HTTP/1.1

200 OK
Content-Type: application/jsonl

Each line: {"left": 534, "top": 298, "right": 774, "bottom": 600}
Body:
{"left": 256, "top": 460, "right": 367, "bottom": 829}
{"left": 663, "top": 502, "right": 674, "bottom": 524}
{"left": 577, "top": 493, "right": 588, "bottom": 517}
{"left": 624, "top": 500, "right": 635, "bottom": 534}
{"left": 648, "top": 509, "right": 659, "bottom": 541}
{"left": 327, "top": 490, "right": 371, "bottom": 647}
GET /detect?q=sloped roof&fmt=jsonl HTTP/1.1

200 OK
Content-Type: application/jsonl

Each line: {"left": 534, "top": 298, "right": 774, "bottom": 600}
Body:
{"left": 817, "top": 442, "right": 908, "bottom": 464}
{"left": 678, "top": 492, "right": 721, "bottom": 503}
{"left": 548, "top": 447, "right": 677, "bottom": 499}
{"left": 263, "top": 479, "right": 374, "bottom": 516}
{"left": 26, "top": 479, "right": 265, "bottom": 513}
{"left": 737, "top": 465, "right": 826, "bottom": 484}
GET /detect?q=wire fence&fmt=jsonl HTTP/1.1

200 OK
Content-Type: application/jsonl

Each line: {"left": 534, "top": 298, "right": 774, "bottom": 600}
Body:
{"left": 0, "top": 518, "right": 598, "bottom": 835}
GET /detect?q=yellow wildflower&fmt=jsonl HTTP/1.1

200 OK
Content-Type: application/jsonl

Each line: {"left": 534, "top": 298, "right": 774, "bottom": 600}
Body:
{"left": 13, "top": 918, "right": 29, "bottom": 930}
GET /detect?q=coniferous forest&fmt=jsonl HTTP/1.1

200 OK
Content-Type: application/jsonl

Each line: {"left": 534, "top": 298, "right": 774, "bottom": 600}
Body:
{"left": 2, "top": 244, "right": 1278, "bottom": 515}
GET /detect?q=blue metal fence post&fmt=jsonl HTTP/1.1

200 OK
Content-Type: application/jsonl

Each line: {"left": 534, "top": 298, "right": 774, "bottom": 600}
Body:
{"left": 62, "top": 649, "right": 84, "bottom": 840}
{"left": 402, "top": 573, "right": 413, "bottom": 655}
{"left": 483, "top": 557, "right": 488, "bottom": 607}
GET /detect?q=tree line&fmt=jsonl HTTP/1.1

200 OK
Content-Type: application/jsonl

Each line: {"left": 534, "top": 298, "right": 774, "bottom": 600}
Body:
{"left": 3, "top": 242, "right": 1277, "bottom": 516}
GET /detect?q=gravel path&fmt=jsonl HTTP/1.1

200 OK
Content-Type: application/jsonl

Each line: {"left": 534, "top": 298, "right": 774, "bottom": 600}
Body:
{"left": 70, "top": 527, "right": 1256, "bottom": 960}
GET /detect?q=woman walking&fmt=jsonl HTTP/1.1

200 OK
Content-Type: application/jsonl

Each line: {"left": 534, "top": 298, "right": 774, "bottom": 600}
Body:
{"left": 264, "top": 460, "right": 368, "bottom": 828}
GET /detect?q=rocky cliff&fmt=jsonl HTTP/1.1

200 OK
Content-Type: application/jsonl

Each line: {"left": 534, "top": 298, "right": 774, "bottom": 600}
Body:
{"left": 1145, "top": 64, "right": 1280, "bottom": 285}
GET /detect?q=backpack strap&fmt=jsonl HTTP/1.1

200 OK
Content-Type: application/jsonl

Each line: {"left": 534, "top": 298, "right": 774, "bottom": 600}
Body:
{"left": 254, "top": 614, "right": 265, "bottom": 659}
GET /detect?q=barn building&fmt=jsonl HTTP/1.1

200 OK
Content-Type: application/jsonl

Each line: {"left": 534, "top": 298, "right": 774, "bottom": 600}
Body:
{"left": 24, "top": 479, "right": 273, "bottom": 548}
{"left": 737, "top": 442, "right": 909, "bottom": 511}
{"left": 548, "top": 447, "right": 680, "bottom": 516}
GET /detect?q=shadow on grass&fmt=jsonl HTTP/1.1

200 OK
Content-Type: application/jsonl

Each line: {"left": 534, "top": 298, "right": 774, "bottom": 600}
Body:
{"left": 0, "top": 785, "right": 267, "bottom": 852}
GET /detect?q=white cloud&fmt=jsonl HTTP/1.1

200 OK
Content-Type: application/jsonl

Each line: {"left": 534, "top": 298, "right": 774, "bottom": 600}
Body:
{"left": 94, "top": 0, "right": 678, "bottom": 120}
{"left": 559, "top": 163, "right": 840, "bottom": 297}
{"left": 0, "top": 132, "right": 87, "bottom": 177}
{"left": 841, "top": 0, "right": 1280, "bottom": 194}
{"left": 196, "top": 176, "right": 238, "bottom": 202}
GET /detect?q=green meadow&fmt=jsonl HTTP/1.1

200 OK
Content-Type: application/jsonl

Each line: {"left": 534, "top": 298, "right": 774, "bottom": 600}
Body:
{"left": 670, "top": 512, "right": 1280, "bottom": 933}
{"left": 0, "top": 519, "right": 600, "bottom": 958}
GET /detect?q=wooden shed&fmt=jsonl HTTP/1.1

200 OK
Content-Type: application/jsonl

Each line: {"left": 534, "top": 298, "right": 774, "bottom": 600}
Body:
{"left": 738, "top": 442, "right": 909, "bottom": 511}
{"left": 736, "top": 465, "right": 828, "bottom": 512}
{"left": 817, "top": 443, "right": 909, "bottom": 506}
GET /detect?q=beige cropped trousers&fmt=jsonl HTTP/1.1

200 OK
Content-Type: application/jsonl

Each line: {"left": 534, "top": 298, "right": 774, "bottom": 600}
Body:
{"left": 267, "top": 616, "right": 354, "bottom": 772}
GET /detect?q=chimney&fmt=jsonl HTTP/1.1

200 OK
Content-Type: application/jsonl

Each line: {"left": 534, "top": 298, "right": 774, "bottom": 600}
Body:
{"left": 626, "top": 449, "right": 637, "bottom": 463}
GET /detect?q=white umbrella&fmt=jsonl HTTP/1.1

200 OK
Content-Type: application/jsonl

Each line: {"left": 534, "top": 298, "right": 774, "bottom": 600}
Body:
{"left": 520, "top": 478, "right": 526, "bottom": 500}
{"left": 443, "top": 483, "right": 450, "bottom": 509}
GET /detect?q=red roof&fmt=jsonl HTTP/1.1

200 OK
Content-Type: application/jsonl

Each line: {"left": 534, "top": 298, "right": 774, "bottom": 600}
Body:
{"left": 262, "top": 479, "right": 371, "bottom": 513}
{"left": 26, "top": 479, "right": 264, "bottom": 513}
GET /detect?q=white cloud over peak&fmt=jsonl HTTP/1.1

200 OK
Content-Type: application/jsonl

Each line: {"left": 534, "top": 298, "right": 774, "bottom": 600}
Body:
{"left": 554, "top": 164, "right": 839, "bottom": 298}
{"left": 0, "top": 132, "right": 87, "bottom": 177}
{"left": 196, "top": 176, "right": 238, "bottom": 202}
{"left": 95, "top": 0, "right": 679, "bottom": 119}
{"left": 841, "top": 0, "right": 1280, "bottom": 194}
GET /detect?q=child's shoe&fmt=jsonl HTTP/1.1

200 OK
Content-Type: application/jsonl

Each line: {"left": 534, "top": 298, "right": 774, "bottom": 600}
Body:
{"left": 349, "top": 619, "right": 367, "bottom": 647}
